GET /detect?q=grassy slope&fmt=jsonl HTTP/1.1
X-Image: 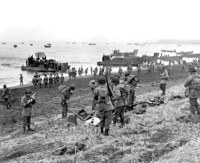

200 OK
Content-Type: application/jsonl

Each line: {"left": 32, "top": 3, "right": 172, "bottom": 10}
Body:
{"left": 2, "top": 66, "right": 200, "bottom": 163}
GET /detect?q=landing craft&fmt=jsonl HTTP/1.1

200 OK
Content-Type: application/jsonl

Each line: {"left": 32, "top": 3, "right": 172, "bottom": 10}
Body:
{"left": 30, "top": 44, "right": 33, "bottom": 46}
{"left": 97, "top": 49, "right": 144, "bottom": 67}
{"left": 21, "top": 52, "right": 70, "bottom": 72}
{"left": 13, "top": 45, "right": 18, "bottom": 48}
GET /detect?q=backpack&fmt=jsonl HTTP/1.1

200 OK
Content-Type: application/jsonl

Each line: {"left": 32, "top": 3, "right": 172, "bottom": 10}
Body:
{"left": 98, "top": 87, "right": 108, "bottom": 103}
{"left": 192, "top": 75, "right": 200, "bottom": 84}
{"left": 119, "top": 86, "right": 128, "bottom": 101}
{"left": 4, "top": 89, "right": 10, "bottom": 99}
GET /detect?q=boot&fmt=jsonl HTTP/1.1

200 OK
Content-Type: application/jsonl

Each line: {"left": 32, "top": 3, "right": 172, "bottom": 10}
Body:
{"left": 28, "top": 125, "right": 35, "bottom": 131}
{"left": 104, "top": 129, "right": 109, "bottom": 136}
{"left": 100, "top": 127, "right": 104, "bottom": 134}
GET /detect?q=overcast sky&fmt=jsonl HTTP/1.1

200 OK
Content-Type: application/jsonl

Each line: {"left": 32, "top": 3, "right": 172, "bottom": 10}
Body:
{"left": 0, "top": 0, "right": 199, "bottom": 42}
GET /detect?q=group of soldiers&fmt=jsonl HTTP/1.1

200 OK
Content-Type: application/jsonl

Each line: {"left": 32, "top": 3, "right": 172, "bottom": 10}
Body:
{"left": 32, "top": 72, "right": 64, "bottom": 88}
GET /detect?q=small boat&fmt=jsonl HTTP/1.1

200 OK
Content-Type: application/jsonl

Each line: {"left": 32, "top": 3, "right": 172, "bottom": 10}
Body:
{"left": 44, "top": 45, "right": 51, "bottom": 48}
{"left": 72, "top": 42, "right": 76, "bottom": 44}
{"left": 47, "top": 43, "right": 51, "bottom": 46}
{"left": 127, "top": 43, "right": 132, "bottom": 45}
{"left": 89, "top": 43, "right": 96, "bottom": 45}
{"left": 177, "top": 45, "right": 182, "bottom": 46}
{"left": 30, "top": 44, "right": 33, "bottom": 46}
{"left": 161, "top": 49, "right": 176, "bottom": 53}
{"left": 2, "top": 42, "right": 6, "bottom": 44}
{"left": 21, "top": 43, "right": 24, "bottom": 44}
{"left": 13, "top": 45, "right": 18, "bottom": 48}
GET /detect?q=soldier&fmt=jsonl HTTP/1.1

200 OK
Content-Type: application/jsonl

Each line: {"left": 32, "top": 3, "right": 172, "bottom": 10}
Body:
{"left": 32, "top": 75, "right": 38, "bottom": 87}
{"left": 160, "top": 66, "right": 169, "bottom": 96}
{"left": 112, "top": 77, "right": 127, "bottom": 128}
{"left": 43, "top": 74, "right": 48, "bottom": 88}
{"left": 184, "top": 66, "right": 200, "bottom": 116}
{"left": 118, "top": 67, "right": 122, "bottom": 76}
{"left": 137, "top": 65, "right": 141, "bottom": 75}
{"left": 93, "top": 77, "right": 114, "bottom": 136}
{"left": 56, "top": 74, "right": 60, "bottom": 86}
{"left": 127, "top": 75, "right": 140, "bottom": 107}
{"left": 58, "top": 84, "right": 75, "bottom": 119}
{"left": 20, "top": 74, "right": 23, "bottom": 85}
{"left": 85, "top": 68, "right": 88, "bottom": 76}
{"left": 21, "top": 89, "right": 36, "bottom": 133}
{"left": 49, "top": 74, "right": 53, "bottom": 87}
{"left": 38, "top": 75, "right": 42, "bottom": 88}
{"left": 90, "top": 66, "right": 93, "bottom": 75}
{"left": 60, "top": 74, "right": 64, "bottom": 84}
{"left": 53, "top": 74, "right": 56, "bottom": 85}
{"left": 1, "top": 85, "right": 11, "bottom": 109}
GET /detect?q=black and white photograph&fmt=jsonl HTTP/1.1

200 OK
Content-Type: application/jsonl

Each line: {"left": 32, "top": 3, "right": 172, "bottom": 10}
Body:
{"left": 0, "top": 0, "right": 200, "bottom": 162}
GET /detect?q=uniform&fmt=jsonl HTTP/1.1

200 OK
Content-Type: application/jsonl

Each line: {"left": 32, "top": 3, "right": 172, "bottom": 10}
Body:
{"left": 160, "top": 68, "right": 169, "bottom": 95}
{"left": 184, "top": 66, "right": 200, "bottom": 115}
{"left": 93, "top": 78, "right": 114, "bottom": 136}
{"left": 1, "top": 87, "right": 11, "bottom": 109}
{"left": 60, "top": 75, "right": 64, "bottom": 84}
{"left": 21, "top": 89, "right": 36, "bottom": 132}
{"left": 58, "top": 84, "right": 75, "bottom": 118}
{"left": 43, "top": 76, "right": 48, "bottom": 88}
{"left": 112, "top": 84, "right": 126, "bottom": 127}
{"left": 49, "top": 75, "right": 53, "bottom": 87}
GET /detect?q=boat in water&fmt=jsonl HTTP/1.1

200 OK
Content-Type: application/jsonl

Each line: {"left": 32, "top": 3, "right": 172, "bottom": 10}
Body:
{"left": 21, "top": 52, "right": 70, "bottom": 72}
{"left": 161, "top": 49, "right": 176, "bottom": 53}
{"left": 97, "top": 49, "right": 144, "bottom": 67}
{"left": 89, "top": 43, "right": 96, "bottom": 45}
{"left": 13, "top": 45, "right": 18, "bottom": 48}
{"left": 30, "top": 44, "right": 33, "bottom": 46}
{"left": 176, "top": 51, "right": 193, "bottom": 55}
{"left": 44, "top": 45, "right": 51, "bottom": 48}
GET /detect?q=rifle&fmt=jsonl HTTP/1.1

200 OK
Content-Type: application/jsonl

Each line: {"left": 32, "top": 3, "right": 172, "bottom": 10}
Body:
{"left": 105, "top": 74, "right": 114, "bottom": 102}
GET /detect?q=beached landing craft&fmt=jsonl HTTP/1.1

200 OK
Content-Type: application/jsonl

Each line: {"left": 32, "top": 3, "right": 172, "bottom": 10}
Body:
{"left": 21, "top": 52, "right": 70, "bottom": 72}
{"left": 97, "top": 49, "right": 144, "bottom": 67}
{"left": 176, "top": 51, "right": 193, "bottom": 55}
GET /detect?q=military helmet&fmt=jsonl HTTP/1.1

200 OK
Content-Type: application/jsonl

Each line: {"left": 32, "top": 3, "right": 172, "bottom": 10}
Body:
{"left": 112, "top": 77, "right": 120, "bottom": 83}
{"left": 189, "top": 66, "right": 197, "bottom": 72}
{"left": 69, "top": 84, "right": 75, "bottom": 90}
{"left": 97, "top": 77, "right": 106, "bottom": 84}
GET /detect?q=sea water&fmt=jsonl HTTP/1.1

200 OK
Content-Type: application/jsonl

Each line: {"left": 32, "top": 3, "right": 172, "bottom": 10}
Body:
{"left": 0, "top": 42, "right": 200, "bottom": 87}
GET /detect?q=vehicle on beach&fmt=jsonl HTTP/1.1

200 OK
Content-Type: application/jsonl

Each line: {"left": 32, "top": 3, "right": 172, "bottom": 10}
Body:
{"left": 97, "top": 49, "right": 145, "bottom": 67}
{"left": 21, "top": 52, "right": 70, "bottom": 72}
{"left": 44, "top": 45, "right": 51, "bottom": 48}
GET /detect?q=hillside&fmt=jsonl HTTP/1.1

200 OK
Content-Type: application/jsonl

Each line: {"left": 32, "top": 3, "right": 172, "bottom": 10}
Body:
{"left": 1, "top": 76, "right": 200, "bottom": 163}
